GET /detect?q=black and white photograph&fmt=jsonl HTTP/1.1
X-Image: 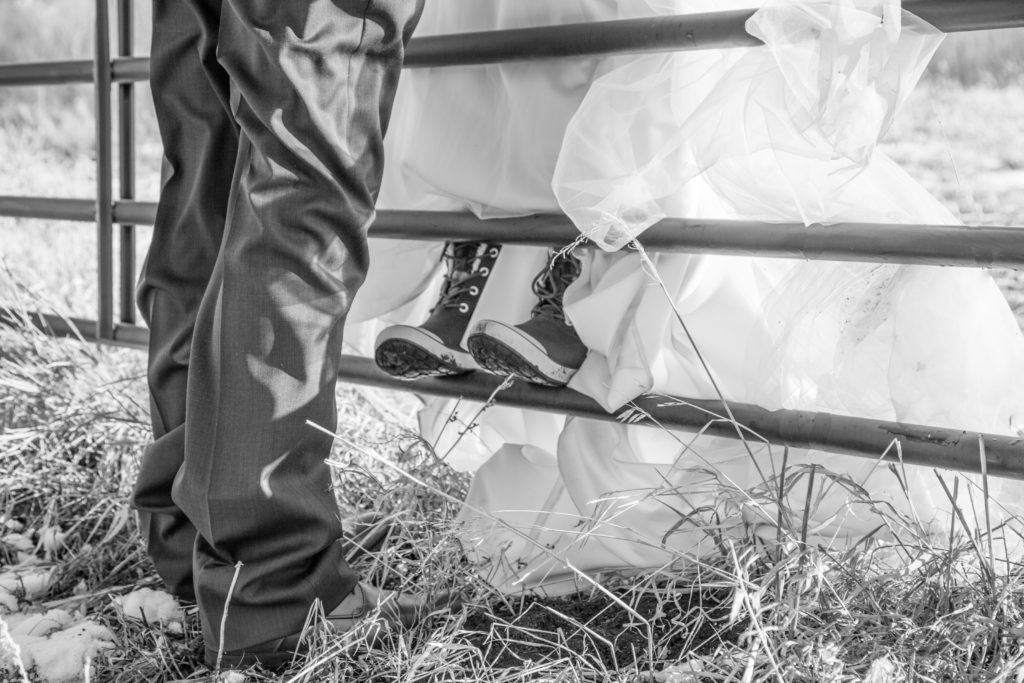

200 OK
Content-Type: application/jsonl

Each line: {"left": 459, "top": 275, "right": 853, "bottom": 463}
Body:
{"left": 1, "top": 0, "right": 1024, "bottom": 680}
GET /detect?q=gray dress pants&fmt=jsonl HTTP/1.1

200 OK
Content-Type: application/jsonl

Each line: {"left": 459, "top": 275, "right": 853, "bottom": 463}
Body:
{"left": 132, "top": 0, "right": 422, "bottom": 652}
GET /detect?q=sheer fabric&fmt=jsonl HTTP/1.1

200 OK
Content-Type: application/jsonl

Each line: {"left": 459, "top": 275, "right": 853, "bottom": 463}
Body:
{"left": 346, "top": 0, "right": 1024, "bottom": 594}
{"left": 345, "top": 0, "right": 615, "bottom": 349}
{"left": 554, "top": 0, "right": 943, "bottom": 248}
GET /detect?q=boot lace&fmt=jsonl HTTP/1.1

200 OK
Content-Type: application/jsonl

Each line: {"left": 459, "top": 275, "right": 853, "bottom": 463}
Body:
{"left": 531, "top": 250, "right": 582, "bottom": 321}
{"left": 436, "top": 242, "right": 488, "bottom": 313}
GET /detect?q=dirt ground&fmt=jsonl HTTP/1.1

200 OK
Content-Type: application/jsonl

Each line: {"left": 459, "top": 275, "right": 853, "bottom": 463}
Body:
{"left": 461, "top": 586, "right": 740, "bottom": 671}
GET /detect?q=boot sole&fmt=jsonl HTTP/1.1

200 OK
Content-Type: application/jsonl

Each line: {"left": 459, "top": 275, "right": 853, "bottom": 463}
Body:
{"left": 467, "top": 324, "right": 576, "bottom": 387}
{"left": 374, "top": 327, "right": 476, "bottom": 380}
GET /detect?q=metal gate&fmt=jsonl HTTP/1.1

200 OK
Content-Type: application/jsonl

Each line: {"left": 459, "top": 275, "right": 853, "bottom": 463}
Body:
{"left": 1, "top": 0, "right": 1023, "bottom": 477}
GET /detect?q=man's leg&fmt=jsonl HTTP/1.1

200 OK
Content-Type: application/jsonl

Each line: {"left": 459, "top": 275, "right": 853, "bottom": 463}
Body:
{"left": 171, "top": 0, "right": 424, "bottom": 652}
{"left": 133, "top": 0, "right": 238, "bottom": 603}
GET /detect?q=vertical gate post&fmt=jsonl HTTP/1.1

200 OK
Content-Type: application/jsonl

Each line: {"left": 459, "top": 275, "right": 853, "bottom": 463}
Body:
{"left": 94, "top": 0, "right": 114, "bottom": 340}
{"left": 117, "top": 0, "right": 136, "bottom": 325}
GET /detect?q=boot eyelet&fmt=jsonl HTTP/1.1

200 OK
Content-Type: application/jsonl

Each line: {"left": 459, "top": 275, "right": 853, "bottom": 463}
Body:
{"left": 480, "top": 267, "right": 490, "bottom": 276}
{"left": 459, "top": 303, "right": 470, "bottom": 313}
{"left": 489, "top": 248, "right": 499, "bottom": 258}
{"left": 469, "top": 286, "right": 479, "bottom": 296}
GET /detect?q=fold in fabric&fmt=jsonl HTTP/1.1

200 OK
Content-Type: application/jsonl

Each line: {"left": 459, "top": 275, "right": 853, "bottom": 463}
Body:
{"left": 553, "top": 0, "right": 943, "bottom": 247}
{"left": 348, "top": 0, "right": 1024, "bottom": 594}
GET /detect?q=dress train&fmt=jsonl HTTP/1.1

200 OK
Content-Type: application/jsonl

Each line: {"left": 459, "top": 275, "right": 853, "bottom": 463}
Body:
{"left": 347, "top": 0, "right": 1024, "bottom": 594}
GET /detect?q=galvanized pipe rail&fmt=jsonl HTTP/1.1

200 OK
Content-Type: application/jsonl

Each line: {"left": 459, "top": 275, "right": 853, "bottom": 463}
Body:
{"left": 2, "top": 0, "right": 1022, "bottom": 82}
{"left": 117, "top": 0, "right": 136, "bottom": 325}
{"left": 4, "top": 306, "right": 1022, "bottom": 480}
{"left": 3, "top": 198, "right": 1024, "bottom": 269}
{"left": 94, "top": 0, "right": 114, "bottom": 339}
{"left": 1, "top": 0, "right": 1024, "bottom": 479}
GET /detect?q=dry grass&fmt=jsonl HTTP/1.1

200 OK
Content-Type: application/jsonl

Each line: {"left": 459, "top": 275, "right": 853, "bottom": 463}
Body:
{"left": 3, "top": 3, "right": 1024, "bottom": 681}
{"left": 4, "top": 302, "right": 1024, "bottom": 681}
{"left": 929, "top": 30, "right": 1024, "bottom": 88}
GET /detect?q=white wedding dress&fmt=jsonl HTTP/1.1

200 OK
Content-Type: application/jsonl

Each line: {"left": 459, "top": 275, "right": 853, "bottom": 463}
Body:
{"left": 345, "top": 0, "right": 1024, "bottom": 594}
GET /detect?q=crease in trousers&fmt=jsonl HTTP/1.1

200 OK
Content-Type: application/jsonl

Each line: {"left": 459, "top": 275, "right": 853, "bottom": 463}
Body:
{"left": 132, "top": 0, "right": 423, "bottom": 651}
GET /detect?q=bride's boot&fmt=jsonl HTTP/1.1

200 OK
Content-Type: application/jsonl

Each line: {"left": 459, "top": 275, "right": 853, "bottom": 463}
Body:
{"left": 467, "top": 249, "right": 587, "bottom": 387}
{"left": 374, "top": 241, "right": 501, "bottom": 379}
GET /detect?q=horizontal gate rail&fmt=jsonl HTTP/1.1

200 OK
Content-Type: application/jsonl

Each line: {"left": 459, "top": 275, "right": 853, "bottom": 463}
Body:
{"left": 1, "top": 0, "right": 1023, "bottom": 87}
{"left": 3, "top": 197, "right": 1023, "bottom": 268}
{"left": 2, "top": 305, "right": 1020, "bottom": 480}
{"left": 0, "top": 309, "right": 147, "bottom": 348}
{"left": 906, "top": 0, "right": 1024, "bottom": 31}
{"left": 0, "top": 57, "right": 149, "bottom": 86}
{"left": 111, "top": 57, "right": 149, "bottom": 83}
{"left": 372, "top": 212, "right": 1024, "bottom": 269}
{"left": 406, "top": 1, "right": 1024, "bottom": 68}
{"left": 0, "top": 60, "right": 95, "bottom": 86}
{"left": 0, "top": 197, "right": 95, "bottom": 221}
{"left": 408, "top": 11, "right": 760, "bottom": 67}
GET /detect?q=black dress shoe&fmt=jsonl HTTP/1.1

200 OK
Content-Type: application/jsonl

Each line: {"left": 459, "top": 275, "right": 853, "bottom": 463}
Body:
{"left": 340, "top": 511, "right": 398, "bottom": 562}
{"left": 204, "top": 581, "right": 462, "bottom": 670}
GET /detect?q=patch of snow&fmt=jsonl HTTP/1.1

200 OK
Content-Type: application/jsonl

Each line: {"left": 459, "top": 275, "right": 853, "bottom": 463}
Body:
{"left": 2, "top": 519, "right": 24, "bottom": 533}
{"left": 864, "top": 655, "right": 900, "bottom": 683}
{"left": 1, "top": 612, "right": 114, "bottom": 683}
{"left": 37, "top": 528, "right": 66, "bottom": 557}
{"left": 0, "top": 567, "right": 54, "bottom": 601}
{"left": 6, "top": 610, "right": 74, "bottom": 637}
{"left": 0, "top": 616, "right": 31, "bottom": 682}
{"left": 2, "top": 534, "right": 34, "bottom": 554}
{"left": 116, "top": 588, "right": 183, "bottom": 633}
{"left": 0, "top": 593, "right": 18, "bottom": 614}
{"left": 653, "top": 660, "right": 704, "bottom": 682}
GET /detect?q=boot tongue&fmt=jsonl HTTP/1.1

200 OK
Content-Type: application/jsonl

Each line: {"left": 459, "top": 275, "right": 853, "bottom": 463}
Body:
{"left": 531, "top": 268, "right": 567, "bottom": 320}
{"left": 447, "top": 269, "right": 473, "bottom": 286}
{"left": 531, "top": 252, "right": 581, "bottom": 320}
{"left": 437, "top": 244, "right": 482, "bottom": 307}
{"left": 447, "top": 243, "right": 482, "bottom": 283}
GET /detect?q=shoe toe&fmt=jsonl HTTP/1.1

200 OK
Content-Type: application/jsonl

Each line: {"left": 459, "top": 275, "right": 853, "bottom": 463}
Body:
{"left": 340, "top": 512, "right": 397, "bottom": 561}
{"left": 206, "top": 584, "right": 466, "bottom": 669}
{"left": 328, "top": 582, "right": 464, "bottom": 632}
